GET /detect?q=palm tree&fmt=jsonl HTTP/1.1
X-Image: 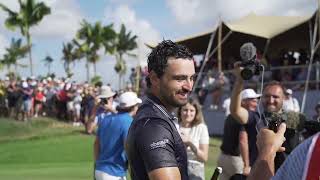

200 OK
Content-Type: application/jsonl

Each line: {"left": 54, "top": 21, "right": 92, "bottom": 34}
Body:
{"left": 0, "top": 0, "right": 51, "bottom": 76}
{"left": 62, "top": 42, "right": 78, "bottom": 78}
{"left": 113, "top": 24, "right": 138, "bottom": 89}
{"left": 42, "top": 55, "right": 54, "bottom": 75}
{"left": 75, "top": 20, "right": 116, "bottom": 80}
{"left": 0, "top": 38, "right": 29, "bottom": 75}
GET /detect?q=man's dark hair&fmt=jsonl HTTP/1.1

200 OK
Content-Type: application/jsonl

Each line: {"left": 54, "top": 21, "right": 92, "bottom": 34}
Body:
{"left": 146, "top": 40, "right": 194, "bottom": 87}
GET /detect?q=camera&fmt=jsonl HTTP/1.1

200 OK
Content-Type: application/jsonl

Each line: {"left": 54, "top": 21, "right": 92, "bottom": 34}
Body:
{"left": 239, "top": 42, "right": 263, "bottom": 80}
{"left": 240, "top": 59, "right": 263, "bottom": 80}
{"left": 100, "top": 98, "right": 109, "bottom": 105}
{"left": 266, "top": 112, "right": 287, "bottom": 132}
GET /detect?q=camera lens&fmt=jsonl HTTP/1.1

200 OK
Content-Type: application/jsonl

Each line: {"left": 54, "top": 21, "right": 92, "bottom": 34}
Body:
{"left": 241, "top": 68, "right": 254, "bottom": 80}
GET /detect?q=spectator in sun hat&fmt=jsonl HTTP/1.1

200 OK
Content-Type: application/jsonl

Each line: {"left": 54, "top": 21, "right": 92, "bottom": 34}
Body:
{"left": 86, "top": 85, "right": 117, "bottom": 134}
{"left": 94, "top": 91, "right": 141, "bottom": 180}
{"left": 282, "top": 88, "right": 300, "bottom": 113}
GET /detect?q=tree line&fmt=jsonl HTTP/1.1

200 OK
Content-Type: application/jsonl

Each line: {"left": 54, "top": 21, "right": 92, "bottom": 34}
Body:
{"left": 0, "top": 0, "right": 138, "bottom": 89}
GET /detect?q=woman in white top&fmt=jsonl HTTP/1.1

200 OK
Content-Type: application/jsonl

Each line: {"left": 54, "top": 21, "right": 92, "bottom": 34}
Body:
{"left": 178, "top": 98, "right": 209, "bottom": 180}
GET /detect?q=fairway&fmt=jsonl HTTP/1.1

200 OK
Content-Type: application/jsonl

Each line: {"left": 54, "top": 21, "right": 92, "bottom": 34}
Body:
{"left": 0, "top": 118, "right": 221, "bottom": 180}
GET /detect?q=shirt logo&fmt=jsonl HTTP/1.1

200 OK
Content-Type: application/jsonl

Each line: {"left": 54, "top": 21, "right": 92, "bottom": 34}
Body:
{"left": 150, "top": 139, "right": 169, "bottom": 150}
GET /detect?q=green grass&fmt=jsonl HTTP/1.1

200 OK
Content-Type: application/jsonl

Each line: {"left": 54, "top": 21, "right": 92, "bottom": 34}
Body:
{"left": 0, "top": 117, "right": 221, "bottom": 180}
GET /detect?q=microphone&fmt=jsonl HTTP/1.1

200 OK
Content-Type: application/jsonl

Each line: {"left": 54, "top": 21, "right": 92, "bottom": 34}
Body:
{"left": 239, "top": 42, "right": 262, "bottom": 80}
{"left": 240, "top": 42, "right": 257, "bottom": 61}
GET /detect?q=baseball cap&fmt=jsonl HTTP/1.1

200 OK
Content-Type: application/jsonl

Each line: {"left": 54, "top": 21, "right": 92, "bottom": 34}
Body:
{"left": 241, "top": 89, "right": 261, "bottom": 100}
{"left": 118, "top": 91, "right": 142, "bottom": 108}
{"left": 285, "top": 89, "right": 293, "bottom": 95}
{"left": 22, "top": 81, "right": 28, "bottom": 88}
{"left": 97, "top": 85, "right": 116, "bottom": 99}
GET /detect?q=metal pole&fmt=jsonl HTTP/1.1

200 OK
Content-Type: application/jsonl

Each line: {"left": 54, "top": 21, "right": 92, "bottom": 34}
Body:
{"left": 301, "top": 12, "right": 319, "bottom": 113}
{"left": 208, "top": 31, "right": 233, "bottom": 60}
{"left": 316, "top": 61, "right": 319, "bottom": 90}
{"left": 262, "top": 39, "right": 271, "bottom": 59}
{"left": 192, "top": 29, "right": 217, "bottom": 93}
{"left": 218, "top": 22, "right": 222, "bottom": 72}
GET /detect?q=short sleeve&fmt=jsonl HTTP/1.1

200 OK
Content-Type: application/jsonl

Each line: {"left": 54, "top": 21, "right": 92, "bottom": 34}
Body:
{"left": 136, "top": 119, "right": 178, "bottom": 172}
{"left": 199, "top": 124, "right": 209, "bottom": 144}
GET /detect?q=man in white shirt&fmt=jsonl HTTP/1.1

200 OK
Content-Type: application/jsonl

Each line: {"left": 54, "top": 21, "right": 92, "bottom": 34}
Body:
{"left": 282, "top": 89, "right": 300, "bottom": 112}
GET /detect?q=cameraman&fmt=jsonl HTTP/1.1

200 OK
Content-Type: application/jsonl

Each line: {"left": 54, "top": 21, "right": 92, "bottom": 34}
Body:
{"left": 230, "top": 62, "right": 306, "bottom": 169}
{"left": 86, "top": 86, "right": 117, "bottom": 134}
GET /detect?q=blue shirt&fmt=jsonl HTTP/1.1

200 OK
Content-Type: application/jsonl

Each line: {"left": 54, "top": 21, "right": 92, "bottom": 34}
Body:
{"left": 95, "top": 112, "right": 133, "bottom": 177}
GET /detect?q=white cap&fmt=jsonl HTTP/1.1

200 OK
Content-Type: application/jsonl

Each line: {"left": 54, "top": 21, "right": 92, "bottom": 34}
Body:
{"left": 97, "top": 85, "right": 116, "bottom": 99}
{"left": 22, "top": 81, "right": 28, "bottom": 88}
{"left": 241, "top": 89, "right": 261, "bottom": 100}
{"left": 118, "top": 91, "right": 142, "bottom": 108}
{"left": 286, "top": 89, "right": 293, "bottom": 95}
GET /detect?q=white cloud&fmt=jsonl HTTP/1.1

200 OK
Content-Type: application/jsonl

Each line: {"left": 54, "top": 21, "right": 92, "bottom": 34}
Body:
{"left": 31, "top": 0, "right": 83, "bottom": 39}
{"left": 166, "top": 0, "right": 317, "bottom": 27}
{"left": 0, "top": 0, "right": 83, "bottom": 40}
{"left": 104, "top": 5, "right": 161, "bottom": 66}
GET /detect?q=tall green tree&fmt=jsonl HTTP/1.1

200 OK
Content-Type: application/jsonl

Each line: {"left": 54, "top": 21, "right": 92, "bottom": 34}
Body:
{"left": 42, "top": 55, "right": 53, "bottom": 75}
{"left": 75, "top": 20, "right": 116, "bottom": 81}
{"left": 0, "top": 38, "right": 29, "bottom": 75}
{"left": 113, "top": 24, "right": 137, "bottom": 89}
{"left": 0, "top": 0, "right": 51, "bottom": 76}
{"left": 62, "top": 42, "right": 80, "bottom": 78}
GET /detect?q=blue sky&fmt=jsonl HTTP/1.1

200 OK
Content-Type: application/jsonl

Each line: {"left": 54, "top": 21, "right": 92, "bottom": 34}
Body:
{"left": 0, "top": 0, "right": 317, "bottom": 89}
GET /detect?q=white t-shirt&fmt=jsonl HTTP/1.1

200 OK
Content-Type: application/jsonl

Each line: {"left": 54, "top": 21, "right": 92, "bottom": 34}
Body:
{"left": 283, "top": 97, "right": 300, "bottom": 112}
{"left": 179, "top": 123, "right": 209, "bottom": 164}
{"left": 222, "top": 98, "right": 231, "bottom": 116}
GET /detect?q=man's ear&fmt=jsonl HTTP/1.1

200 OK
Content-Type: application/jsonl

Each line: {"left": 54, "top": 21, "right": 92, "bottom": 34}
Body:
{"left": 149, "top": 71, "right": 159, "bottom": 87}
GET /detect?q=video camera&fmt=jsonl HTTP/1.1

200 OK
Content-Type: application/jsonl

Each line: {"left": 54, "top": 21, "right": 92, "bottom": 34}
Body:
{"left": 99, "top": 98, "right": 109, "bottom": 105}
{"left": 266, "top": 112, "right": 287, "bottom": 132}
{"left": 240, "top": 42, "right": 263, "bottom": 80}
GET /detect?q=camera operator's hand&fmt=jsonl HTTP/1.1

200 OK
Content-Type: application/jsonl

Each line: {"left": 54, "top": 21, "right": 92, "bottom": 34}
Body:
{"left": 232, "top": 61, "right": 243, "bottom": 80}
{"left": 247, "top": 123, "right": 286, "bottom": 180}
{"left": 256, "top": 123, "right": 286, "bottom": 159}
{"left": 94, "top": 97, "right": 101, "bottom": 106}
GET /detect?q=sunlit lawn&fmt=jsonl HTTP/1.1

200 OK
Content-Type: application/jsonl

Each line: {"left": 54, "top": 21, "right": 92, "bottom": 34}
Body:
{"left": 0, "top": 117, "right": 221, "bottom": 180}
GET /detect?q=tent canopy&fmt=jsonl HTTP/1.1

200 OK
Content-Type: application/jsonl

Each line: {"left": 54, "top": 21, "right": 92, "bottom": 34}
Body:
{"left": 225, "top": 13, "right": 312, "bottom": 39}
{"left": 174, "top": 13, "right": 315, "bottom": 55}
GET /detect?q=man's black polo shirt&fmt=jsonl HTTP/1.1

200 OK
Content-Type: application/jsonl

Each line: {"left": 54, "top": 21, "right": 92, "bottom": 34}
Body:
{"left": 126, "top": 94, "right": 188, "bottom": 180}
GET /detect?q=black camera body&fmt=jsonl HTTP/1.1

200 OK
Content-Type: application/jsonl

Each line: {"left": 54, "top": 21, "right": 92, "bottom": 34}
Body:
{"left": 240, "top": 58, "right": 263, "bottom": 80}
{"left": 100, "top": 98, "right": 108, "bottom": 105}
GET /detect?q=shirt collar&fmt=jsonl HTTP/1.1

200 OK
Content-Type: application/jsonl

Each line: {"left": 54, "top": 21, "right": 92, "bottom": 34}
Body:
{"left": 146, "top": 93, "right": 177, "bottom": 120}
